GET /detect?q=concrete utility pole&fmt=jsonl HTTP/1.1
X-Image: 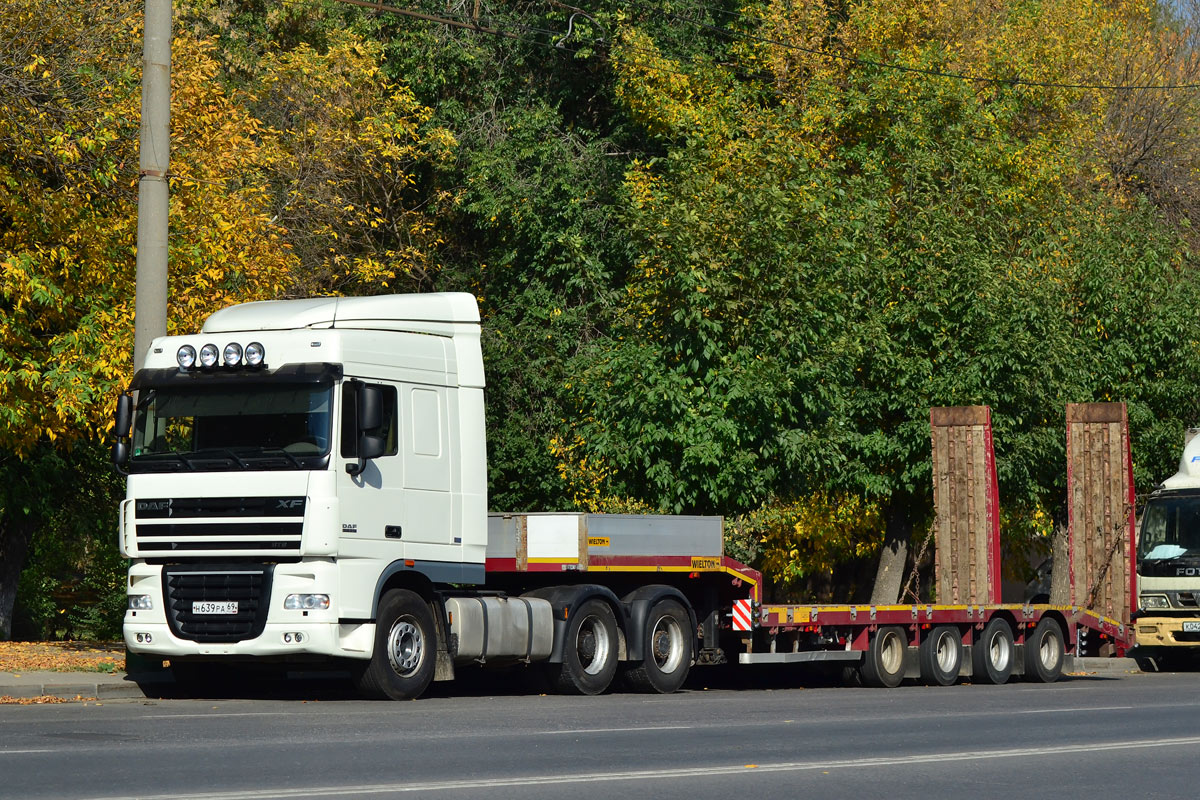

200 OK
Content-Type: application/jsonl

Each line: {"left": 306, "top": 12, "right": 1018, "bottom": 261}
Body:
{"left": 134, "top": 0, "right": 172, "bottom": 370}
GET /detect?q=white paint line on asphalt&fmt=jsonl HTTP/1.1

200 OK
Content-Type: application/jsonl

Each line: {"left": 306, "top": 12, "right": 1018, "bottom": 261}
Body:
{"left": 140, "top": 712, "right": 299, "bottom": 720}
{"left": 75, "top": 735, "right": 1200, "bottom": 800}
{"left": 533, "top": 725, "right": 691, "bottom": 735}
{"left": 0, "top": 749, "right": 53, "bottom": 755}
{"left": 1018, "top": 705, "right": 1134, "bottom": 714}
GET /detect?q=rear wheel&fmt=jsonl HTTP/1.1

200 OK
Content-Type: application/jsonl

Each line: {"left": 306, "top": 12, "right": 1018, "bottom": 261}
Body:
{"left": 1023, "top": 618, "right": 1065, "bottom": 683}
{"left": 624, "top": 599, "right": 692, "bottom": 694}
{"left": 355, "top": 589, "right": 437, "bottom": 700}
{"left": 860, "top": 626, "right": 907, "bottom": 688}
{"left": 549, "top": 599, "right": 619, "bottom": 695}
{"left": 919, "top": 625, "right": 962, "bottom": 686}
{"left": 972, "top": 618, "right": 1015, "bottom": 685}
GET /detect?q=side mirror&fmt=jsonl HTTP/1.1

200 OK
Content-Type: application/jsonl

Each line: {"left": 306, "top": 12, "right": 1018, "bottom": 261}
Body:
{"left": 358, "top": 384, "right": 383, "bottom": 432}
{"left": 346, "top": 384, "right": 387, "bottom": 476}
{"left": 111, "top": 393, "right": 133, "bottom": 476}
{"left": 114, "top": 393, "right": 133, "bottom": 438}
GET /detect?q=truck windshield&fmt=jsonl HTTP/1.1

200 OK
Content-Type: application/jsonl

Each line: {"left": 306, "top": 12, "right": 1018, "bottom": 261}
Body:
{"left": 130, "top": 384, "right": 333, "bottom": 472}
{"left": 1138, "top": 494, "right": 1200, "bottom": 561}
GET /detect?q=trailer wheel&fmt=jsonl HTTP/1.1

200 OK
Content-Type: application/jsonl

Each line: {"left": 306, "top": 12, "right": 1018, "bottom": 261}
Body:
{"left": 972, "top": 618, "right": 1015, "bottom": 685}
{"left": 919, "top": 625, "right": 962, "bottom": 686}
{"left": 1023, "top": 618, "right": 1065, "bottom": 683}
{"left": 860, "top": 626, "right": 907, "bottom": 688}
{"left": 355, "top": 589, "right": 436, "bottom": 700}
{"left": 624, "top": 599, "right": 692, "bottom": 694}
{"left": 550, "top": 598, "right": 619, "bottom": 695}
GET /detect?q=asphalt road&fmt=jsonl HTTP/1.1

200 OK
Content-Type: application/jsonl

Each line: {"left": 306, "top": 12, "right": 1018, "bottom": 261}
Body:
{"left": 2, "top": 669, "right": 1198, "bottom": 800}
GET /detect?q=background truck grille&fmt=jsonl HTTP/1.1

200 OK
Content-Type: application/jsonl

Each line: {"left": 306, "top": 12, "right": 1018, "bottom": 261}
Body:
{"left": 134, "top": 496, "right": 305, "bottom": 557}
{"left": 162, "top": 565, "right": 274, "bottom": 643}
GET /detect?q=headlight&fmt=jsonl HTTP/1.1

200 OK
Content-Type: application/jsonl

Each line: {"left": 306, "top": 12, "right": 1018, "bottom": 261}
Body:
{"left": 245, "top": 341, "right": 265, "bottom": 367}
{"left": 284, "top": 593, "right": 330, "bottom": 611}
{"left": 199, "top": 343, "right": 219, "bottom": 368}
{"left": 223, "top": 342, "right": 243, "bottom": 367}
{"left": 176, "top": 345, "right": 196, "bottom": 369}
{"left": 1140, "top": 594, "right": 1170, "bottom": 610}
{"left": 128, "top": 595, "right": 153, "bottom": 610}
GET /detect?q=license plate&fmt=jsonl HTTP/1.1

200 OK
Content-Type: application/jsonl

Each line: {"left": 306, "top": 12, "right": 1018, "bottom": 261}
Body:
{"left": 193, "top": 601, "right": 238, "bottom": 615}
{"left": 1183, "top": 621, "right": 1200, "bottom": 633}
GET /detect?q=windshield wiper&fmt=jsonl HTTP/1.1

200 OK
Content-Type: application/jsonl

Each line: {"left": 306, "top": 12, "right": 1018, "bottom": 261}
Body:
{"left": 194, "top": 448, "right": 252, "bottom": 468}
{"left": 259, "top": 447, "right": 304, "bottom": 468}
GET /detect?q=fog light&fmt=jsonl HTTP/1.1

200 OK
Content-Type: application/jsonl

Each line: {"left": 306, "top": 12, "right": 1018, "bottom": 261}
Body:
{"left": 223, "top": 342, "right": 243, "bottom": 366}
{"left": 284, "top": 594, "right": 329, "bottom": 610}
{"left": 294, "top": 632, "right": 305, "bottom": 643}
{"left": 144, "top": 633, "right": 152, "bottom": 644}
{"left": 283, "top": 632, "right": 293, "bottom": 643}
{"left": 128, "top": 595, "right": 153, "bottom": 610}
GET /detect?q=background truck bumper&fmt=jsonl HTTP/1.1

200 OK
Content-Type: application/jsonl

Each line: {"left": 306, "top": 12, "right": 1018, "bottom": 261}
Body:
{"left": 1134, "top": 616, "right": 1200, "bottom": 648}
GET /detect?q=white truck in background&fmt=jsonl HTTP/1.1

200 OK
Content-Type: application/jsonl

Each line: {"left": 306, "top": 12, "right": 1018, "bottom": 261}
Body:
{"left": 111, "top": 293, "right": 1127, "bottom": 698}
{"left": 1134, "top": 430, "right": 1200, "bottom": 668}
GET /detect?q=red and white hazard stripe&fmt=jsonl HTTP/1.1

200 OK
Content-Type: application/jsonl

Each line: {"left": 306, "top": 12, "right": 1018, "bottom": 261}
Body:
{"left": 731, "top": 598, "right": 753, "bottom": 631}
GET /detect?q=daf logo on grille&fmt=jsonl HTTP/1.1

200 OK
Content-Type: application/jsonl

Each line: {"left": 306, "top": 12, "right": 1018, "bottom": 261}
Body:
{"left": 138, "top": 501, "right": 170, "bottom": 512}
{"left": 277, "top": 499, "right": 304, "bottom": 510}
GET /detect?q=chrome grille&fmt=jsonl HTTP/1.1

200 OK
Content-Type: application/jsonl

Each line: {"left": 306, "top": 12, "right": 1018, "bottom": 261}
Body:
{"left": 134, "top": 497, "right": 305, "bottom": 556}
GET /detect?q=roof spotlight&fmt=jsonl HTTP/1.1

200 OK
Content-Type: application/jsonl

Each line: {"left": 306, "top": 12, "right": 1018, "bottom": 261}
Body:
{"left": 223, "top": 342, "right": 243, "bottom": 367}
{"left": 245, "top": 341, "right": 265, "bottom": 367}
{"left": 176, "top": 345, "right": 197, "bottom": 370}
{"left": 199, "top": 344, "right": 219, "bottom": 368}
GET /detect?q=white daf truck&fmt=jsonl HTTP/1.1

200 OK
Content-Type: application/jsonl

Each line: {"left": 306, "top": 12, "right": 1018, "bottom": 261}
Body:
{"left": 112, "top": 293, "right": 1125, "bottom": 698}
{"left": 1134, "top": 431, "right": 1200, "bottom": 668}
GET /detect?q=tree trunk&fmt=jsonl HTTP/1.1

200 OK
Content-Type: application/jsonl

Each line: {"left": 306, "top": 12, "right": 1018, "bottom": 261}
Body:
{"left": 870, "top": 499, "right": 912, "bottom": 605}
{"left": 0, "top": 511, "right": 36, "bottom": 640}
{"left": 1049, "top": 522, "right": 1071, "bottom": 605}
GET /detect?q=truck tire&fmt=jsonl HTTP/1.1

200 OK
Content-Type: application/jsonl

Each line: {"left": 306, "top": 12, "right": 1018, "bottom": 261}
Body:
{"left": 860, "top": 626, "right": 907, "bottom": 688}
{"left": 1023, "top": 618, "right": 1065, "bottom": 683}
{"left": 550, "top": 598, "right": 619, "bottom": 695}
{"left": 623, "top": 599, "right": 692, "bottom": 694}
{"left": 356, "top": 589, "right": 437, "bottom": 700}
{"left": 972, "top": 618, "right": 1014, "bottom": 685}
{"left": 919, "top": 625, "right": 962, "bottom": 686}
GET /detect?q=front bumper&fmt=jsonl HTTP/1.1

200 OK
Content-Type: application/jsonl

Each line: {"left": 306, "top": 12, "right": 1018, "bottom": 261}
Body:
{"left": 1134, "top": 616, "right": 1200, "bottom": 649}
{"left": 123, "top": 619, "right": 374, "bottom": 660}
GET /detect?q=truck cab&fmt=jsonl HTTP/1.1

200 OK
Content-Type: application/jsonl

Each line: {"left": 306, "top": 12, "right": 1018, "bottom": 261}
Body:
{"left": 118, "top": 293, "right": 487, "bottom": 679}
{"left": 1134, "top": 430, "right": 1200, "bottom": 666}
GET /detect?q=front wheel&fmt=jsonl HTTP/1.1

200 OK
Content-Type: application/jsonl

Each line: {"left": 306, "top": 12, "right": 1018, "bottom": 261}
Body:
{"left": 356, "top": 589, "right": 437, "bottom": 700}
{"left": 548, "top": 598, "right": 619, "bottom": 695}
{"left": 623, "top": 599, "right": 692, "bottom": 694}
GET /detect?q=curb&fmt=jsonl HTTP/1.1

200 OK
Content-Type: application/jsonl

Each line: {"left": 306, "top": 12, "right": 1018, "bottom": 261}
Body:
{"left": 0, "top": 673, "right": 167, "bottom": 701}
{"left": 1068, "top": 656, "right": 1141, "bottom": 674}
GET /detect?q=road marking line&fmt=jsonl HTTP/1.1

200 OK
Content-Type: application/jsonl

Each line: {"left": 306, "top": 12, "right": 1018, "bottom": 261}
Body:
{"left": 534, "top": 725, "right": 691, "bottom": 735}
{"left": 74, "top": 735, "right": 1200, "bottom": 800}
{"left": 1018, "top": 705, "right": 1134, "bottom": 714}
{"left": 0, "top": 749, "right": 53, "bottom": 755}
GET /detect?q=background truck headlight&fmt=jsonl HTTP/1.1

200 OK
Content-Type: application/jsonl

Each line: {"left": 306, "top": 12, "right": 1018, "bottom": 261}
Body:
{"left": 1140, "top": 594, "right": 1170, "bottom": 610}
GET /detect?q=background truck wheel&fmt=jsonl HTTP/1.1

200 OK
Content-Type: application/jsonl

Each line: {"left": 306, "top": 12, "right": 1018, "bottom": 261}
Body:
{"left": 919, "top": 625, "right": 962, "bottom": 686}
{"left": 549, "top": 598, "right": 619, "bottom": 695}
{"left": 972, "top": 618, "right": 1015, "bottom": 685}
{"left": 860, "top": 625, "right": 907, "bottom": 688}
{"left": 623, "top": 599, "right": 692, "bottom": 694}
{"left": 356, "top": 589, "right": 437, "bottom": 700}
{"left": 1023, "top": 618, "right": 1065, "bottom": 682}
